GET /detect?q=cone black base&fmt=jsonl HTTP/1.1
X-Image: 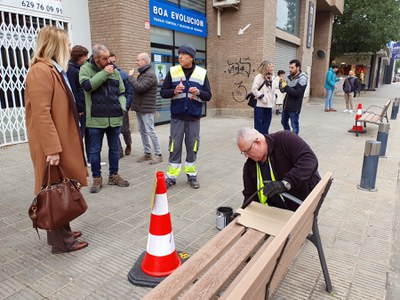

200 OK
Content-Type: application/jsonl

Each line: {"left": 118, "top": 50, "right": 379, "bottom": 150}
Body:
{"left": 128, "top": 251, "right": 190, "bottom": 288}
{"left": 348, "top": 128, "right": 366, "bottom": 133}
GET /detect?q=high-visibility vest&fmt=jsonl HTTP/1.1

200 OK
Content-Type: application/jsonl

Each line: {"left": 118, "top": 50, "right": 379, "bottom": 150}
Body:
{"left": 170, "top": 65, "right": 207, "bottom": 117}
{"left": 256, "top": 158, "right": 283, "bottom": 205}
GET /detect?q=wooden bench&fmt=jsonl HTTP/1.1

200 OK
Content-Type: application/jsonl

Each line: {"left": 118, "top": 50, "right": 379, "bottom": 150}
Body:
{"left": 355, "top": 100, "right": 391, "bottom": 136}
{"left": 143, "top": 172, "right": 333, "bottom": 300}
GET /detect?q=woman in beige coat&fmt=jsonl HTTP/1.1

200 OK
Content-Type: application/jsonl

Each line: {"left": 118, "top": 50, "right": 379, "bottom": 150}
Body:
{"left": 25, "top": 26, "right": 88, "bottom": 254}
{"left": 251, "top": 60, "right": 275, "bottom": 134}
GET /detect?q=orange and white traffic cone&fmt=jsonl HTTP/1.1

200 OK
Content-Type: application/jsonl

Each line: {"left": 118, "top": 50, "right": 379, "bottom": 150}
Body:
{"left": 128, "top": 171, "right": 189, "bottom": 287}
{"left": 348, "top": 103, "right": 366, "bottom": 136}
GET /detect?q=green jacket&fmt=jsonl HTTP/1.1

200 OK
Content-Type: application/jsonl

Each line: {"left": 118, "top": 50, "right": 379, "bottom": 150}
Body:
{"left": 79, "top": 58, "right": 126, "bottom": 128}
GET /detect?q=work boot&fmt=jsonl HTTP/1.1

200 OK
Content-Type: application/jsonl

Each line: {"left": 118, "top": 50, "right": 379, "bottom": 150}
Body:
{"left": 149, "top": 154, "right": 163, "bottom": 165}
{"left": 108, "top": 174, "right": 129, "bottom": 187}
{"left": 166, "top": 177, "right": 176, "bottom": 189}
{"left": 187, "top": 175, "right": 200, "bottom": 189}
{"left": 125, "top": 144, "right": 132, "bottom": 156}
{"left": 137, "top": 153, "right": 152, "bottom": 163}
{"left": 90, "top": 177, "right": 103, "bottom": 193}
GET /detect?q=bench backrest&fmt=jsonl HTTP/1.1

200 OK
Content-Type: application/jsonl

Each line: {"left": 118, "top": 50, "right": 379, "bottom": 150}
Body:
{"left": 380, "top": 100, "right": 391, "bottom": 120}
{"left": 220, "top": 172, "right": 333, "bottom": 299}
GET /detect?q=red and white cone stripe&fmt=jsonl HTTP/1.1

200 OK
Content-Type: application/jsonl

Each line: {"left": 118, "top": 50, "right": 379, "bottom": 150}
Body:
{"left": 141, "top": 171, "right": 181, "bottom": 277}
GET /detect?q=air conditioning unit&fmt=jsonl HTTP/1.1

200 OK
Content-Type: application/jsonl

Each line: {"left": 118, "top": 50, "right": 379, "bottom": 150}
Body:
{"left": 213, "top": 0, "right": 240, "bottom": 9}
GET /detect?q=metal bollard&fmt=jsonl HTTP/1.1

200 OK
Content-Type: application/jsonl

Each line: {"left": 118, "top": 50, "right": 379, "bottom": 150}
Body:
{"left": 391, "top": 98, "right": 399, "bottom": 120}
{"left": 376, "top": 123, "right": 390, "bottom": 157}
{"left": 357, "top": 140, "right": 381, "bottom": 192}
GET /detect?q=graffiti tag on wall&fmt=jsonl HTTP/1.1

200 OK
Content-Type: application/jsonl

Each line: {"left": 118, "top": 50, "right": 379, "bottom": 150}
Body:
{"left": 224, "top": 57, "right": 256, "bottom": 102}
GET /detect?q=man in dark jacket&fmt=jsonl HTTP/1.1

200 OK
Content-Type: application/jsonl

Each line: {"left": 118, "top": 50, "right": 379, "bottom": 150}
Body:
{"left": 66, "top": 45, "right": 89, "bottom": 161}
{"left": 160, "top": 43, "right": 212, "bottom": 189}
{"left": 236, "top": 127, "right": 320, "bottom": 211}
{"left": 279, "top": 59, "right": 308, "bottom": 134}
{"left": 128, "top": 53, "right": 163, "bottom": 164}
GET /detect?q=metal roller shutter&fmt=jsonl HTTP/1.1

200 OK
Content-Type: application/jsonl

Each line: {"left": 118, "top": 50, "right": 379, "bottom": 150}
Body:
{"left": 275, "top": 39, "right": 298, "bottom": 75}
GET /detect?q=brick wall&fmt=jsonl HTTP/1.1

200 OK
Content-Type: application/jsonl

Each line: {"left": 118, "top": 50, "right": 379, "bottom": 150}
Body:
{"left": 310, "top": 11, "right": 333, "bottom": 98}
{"left": 88, "top": 0, "right": 150, "bottom": 72}
{"left": 206, "top": 0, "right": 273, "bottom": 117}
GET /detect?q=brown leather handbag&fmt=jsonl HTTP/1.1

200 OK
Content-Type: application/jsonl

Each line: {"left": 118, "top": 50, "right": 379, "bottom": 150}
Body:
{"left": 28, "top": 163, "right": 88, "bottom": 231}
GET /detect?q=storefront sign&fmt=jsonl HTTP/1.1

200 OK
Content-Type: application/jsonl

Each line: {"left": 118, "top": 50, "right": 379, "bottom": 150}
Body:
{"left": 149, "top": 0, "right": 207, "bottom": 37}
{"left": 392, "top": 43, "right": 400, "bottom": 59}
{"left": 15, "top": 0, "right": 63, "bottom": 15}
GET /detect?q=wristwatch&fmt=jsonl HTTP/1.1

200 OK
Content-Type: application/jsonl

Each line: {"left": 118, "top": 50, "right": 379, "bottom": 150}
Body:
{"left": 282, "top": 180, "right": 291, "bottom": 191}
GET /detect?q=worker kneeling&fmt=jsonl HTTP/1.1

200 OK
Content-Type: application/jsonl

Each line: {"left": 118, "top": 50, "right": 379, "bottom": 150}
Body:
{"left": 236, "top": 128, "right": 320, "bottom": 211}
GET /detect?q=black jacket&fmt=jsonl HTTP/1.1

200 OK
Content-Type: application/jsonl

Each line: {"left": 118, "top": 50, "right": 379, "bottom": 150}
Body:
{"left": 67, "top": 60, "right": 85, "bottom": 114}
{"left": 280, "top": 71, "right": 308, "bottom": 112}
{"left": 242, "top": 130, "right": 320, "bottom": 211}
{"left": 128, "top": 64, "right": 158, "bottom": 114}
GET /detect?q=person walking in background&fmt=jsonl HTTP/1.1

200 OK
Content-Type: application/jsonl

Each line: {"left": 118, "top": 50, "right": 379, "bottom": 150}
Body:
{"left": 67, "top": 45, "right": 89, "bottom": 163}
{"left": 80, "top": 44, "right": 129, "bottom": 193}
{"left": 128, "top": 53, "right": 163, "bottom": 165}
{"left": 279, "top": 59, "right": 308, "bottom": 134}
{"left": 25, "top": 26, "right": 88, "bottom": 254}
{"left": 324, "top": 64, "right": 340, "bottom": 112}
{"left": 109, "top": 52, "right": 133, "bottom": 158}
{"left": 274, "top": 70, "right": 286, "bottom": 115}
{"left": 251, "top": 60, "right": 275, "bottom": 134}
{"left": 160, "top": 43, "right": 212, "bottom": 189}
{"left": 342, "top": 70, "right": 360, "bottom": 113}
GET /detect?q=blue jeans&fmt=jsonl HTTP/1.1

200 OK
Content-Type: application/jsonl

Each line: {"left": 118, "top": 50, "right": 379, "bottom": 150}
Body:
{"left": 325, "top": 89, "right": 334, "bottom": 109}
{"left": 89, "top": 126, "right": 121, "bottom": 177}
{"left": 281, "top": 111, "right": 300, "bottom": 134}
{"left": 254, "top": 107, "right": 272, "bottom": 134}
{"left": 137, "top": 112, "right": 161, "bottom": 155}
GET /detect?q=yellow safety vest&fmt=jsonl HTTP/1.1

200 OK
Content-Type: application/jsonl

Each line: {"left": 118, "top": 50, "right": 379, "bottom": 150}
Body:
{"left": 256, "top": 158, "right": 283, "bottom": 205}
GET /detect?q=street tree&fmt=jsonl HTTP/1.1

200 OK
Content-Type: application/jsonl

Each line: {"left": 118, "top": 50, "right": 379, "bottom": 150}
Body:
{"left": 331, "top": 0, "right": 400, "bottom": 59}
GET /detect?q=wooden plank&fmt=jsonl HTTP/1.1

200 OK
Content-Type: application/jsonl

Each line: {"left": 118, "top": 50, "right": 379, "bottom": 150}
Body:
{"left": 220, "top": 173, "right": 332, "bottom": 300}
{"left": 181, "top": 228, "right": 266, "bottom": 300}
{"left": 142, "top": 221, "right": 246, "bottom": 300}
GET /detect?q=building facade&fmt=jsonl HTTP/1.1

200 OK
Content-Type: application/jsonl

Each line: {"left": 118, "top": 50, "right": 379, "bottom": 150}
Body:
{"left": 0, "top": 0, "right": 344, "bottom": 146}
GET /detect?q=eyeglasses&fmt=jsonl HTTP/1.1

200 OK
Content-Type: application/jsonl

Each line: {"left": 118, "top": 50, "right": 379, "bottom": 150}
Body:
{"left": 241, "top": 139, "right": 257, "bottom": 155}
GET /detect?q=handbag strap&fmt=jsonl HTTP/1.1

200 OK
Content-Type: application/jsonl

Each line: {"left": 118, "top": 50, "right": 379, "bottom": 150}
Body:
{"left": 41, "top": 163, "right": 69, "bottom": 189}
{"left": 257, "top": 80, "right": 266, "bottom": 91}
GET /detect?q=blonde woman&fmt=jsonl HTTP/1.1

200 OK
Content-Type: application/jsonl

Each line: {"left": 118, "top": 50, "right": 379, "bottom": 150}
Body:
{"left": 25, "top": 26, "right": 88, "bottom": 254}
{"left": 251, "top": 60, "right": 275, "bottom": 134}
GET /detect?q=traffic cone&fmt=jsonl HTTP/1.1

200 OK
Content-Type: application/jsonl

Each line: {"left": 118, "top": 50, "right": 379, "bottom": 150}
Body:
{"left": 128, "top": 171, "right": 189, "bottom": 287}
{"left": 348, "top": 103, "right": 366, "bottom": 135}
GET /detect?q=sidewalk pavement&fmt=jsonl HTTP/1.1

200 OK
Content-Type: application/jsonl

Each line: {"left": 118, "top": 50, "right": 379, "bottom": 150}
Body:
{"left": 0, "top": 83, "right": 399, "bottom": 299}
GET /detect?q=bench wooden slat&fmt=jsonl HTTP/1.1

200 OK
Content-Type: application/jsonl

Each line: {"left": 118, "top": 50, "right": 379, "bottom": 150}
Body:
{"left": 181, "top": 228, "right": 266, "bottom": 300}
{"left": 220, "top": 172, "right": 333, "bottom": 299}
{"left": 142, "top": 220, "right": 246, "bottom": 300}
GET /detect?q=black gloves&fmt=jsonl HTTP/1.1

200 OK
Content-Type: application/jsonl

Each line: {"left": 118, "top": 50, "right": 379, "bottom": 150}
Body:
{"left": 263, "top": 181, "right": 287, "bottom": 198}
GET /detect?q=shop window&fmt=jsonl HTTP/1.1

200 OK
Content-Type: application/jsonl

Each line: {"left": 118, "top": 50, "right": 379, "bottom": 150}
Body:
{"left": 276, "top": 0, "right": 300, "bottom": 36}
{"left": 180, "top": 0, "right": 206, "bottom": 14}
{"left": 150, "top": 26, "right": 174, "bottom": 46}
{"left": 175, "top": 31, "right": 206, "bottom": 51}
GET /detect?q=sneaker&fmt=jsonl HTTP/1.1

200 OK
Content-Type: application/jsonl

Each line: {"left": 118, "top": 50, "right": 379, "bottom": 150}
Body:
{"left": 329, "top": 108, "right": 337, "bottom": 112}
{"left": 166, "top": 177, "right": 176, "bottom": 189}
{"left": 187, "top": 175, "right": 200, "bottom": 189}
{"left": 90, "top": 177, "right": 103, "bottom": 193}
{"left": 343, "top": 109, "right": 349, "bottom": 113}
{"left": 149, "top": 154, "right": 163, "bottom": 165}
{"left": 349, "top": 110, "right": 354, "bottom": 113}
{"left": 137, "top": 153, "right": 152, "bottom": 163}
{"left": 108, "top": 174, "right": 129, "bottom": 187}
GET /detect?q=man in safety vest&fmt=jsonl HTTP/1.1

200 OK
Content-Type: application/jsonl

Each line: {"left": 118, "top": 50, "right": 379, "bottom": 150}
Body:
{"left": 236, "top": 127, "right": 320, "bottom": 211}
{"left": 160, "top": 43, "right": 212, "bottom": 189}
